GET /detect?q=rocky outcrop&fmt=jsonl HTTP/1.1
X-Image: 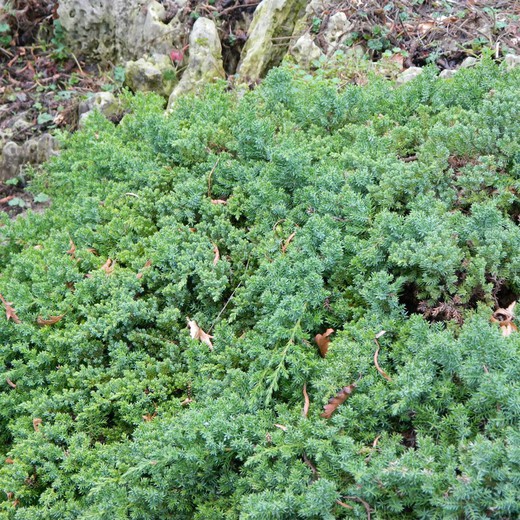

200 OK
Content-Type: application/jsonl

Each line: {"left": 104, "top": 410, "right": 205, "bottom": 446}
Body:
{"left": 237, "top": 0, "right": 306, "bottom": 82}
{"left": 0, "top": 134, "right": 58, "bottom": 181}
{"left": 57, "top": 0, "right": 188, "bottom": 62}
{"left": 125, "top": 53, "right": 177, "bottom": 97}
{"left": 167, "top": 17, "right": 225, "bottom": 107}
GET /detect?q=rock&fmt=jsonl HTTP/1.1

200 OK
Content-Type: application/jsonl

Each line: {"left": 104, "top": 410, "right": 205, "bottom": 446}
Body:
{"left": 439, "top": 69, "right": 457, "bottom": 79}
{"left": 0, "top": 134, "right": 58, "bottom": 181}
{"left": 322, "top": 12, "right": 353, "bottom": 52}
{"left": 167, "top": 17, "right": 225, "bottom": 107}
{"left": 504, "top": 54, "right": 520, "bottom": 69}
{"left": 78, "top": 92, "right": 122, "bottom": 127}
{"left": 237, "top": 0, "right": 306, "bottom": 82}
{"left": 290, "top": 33, "right": 322, "bottom": 68}
{"left": 460, "top": 56, "right": 477, "bottom": 68}
{"left": 57, "top": 0, "right": 188, "bottom": 62}
{"left": 125, "top": 53, "right": 177, "bottom": 97}
{"left": 396, "top": 67, "right": 423, "bottom": 86}
{"left": 345, "top": 44, "right": 365, "bottom": 59}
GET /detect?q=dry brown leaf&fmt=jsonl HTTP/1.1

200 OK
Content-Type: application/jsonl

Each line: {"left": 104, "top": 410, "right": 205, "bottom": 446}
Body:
{"left": 6, "top": 378, "right": 16, "bottom": 389}
{"left": 302, "top": 382, "right": 310, "bottom": 418}
{"left": 180, "top": 398, "right": 193, "bottom": 406}
{"left": 33, "top": 418, "right": 42, "bottom": 432}
{"left": 274, "top": 424, "right": 288, "bottom": 431}
{"left": 0, "top": 195, "right": 15, "bottom": 204}
{"left": 491, "top": 301, "right": 517, "bottom": 337}
{"left": 187, "top": 318, "right": 214, "bottom": 350}
{"left": 142, "top": 412, "right": 157, "bottom": 422}
{"left": 212, "top": 244, "right": 220, "bottom": 266}
{"left": 0, "top": 294, "right": 21, "bottom": 324}
{"left": 211, "top": 199, "right": 228, "bottom": 205}
{"left": 315, "top": 328, "right": 334, "bottom": 357}
{"left": 137, "top": 260, "right": 152, "bottom": 279}
{"left": 101, "top": 258, "right": 115, "bottom": 275}
{"left": 86, "top": 247, "right": 98, "bottom": 255}
{"left": 37, "top": 315, "right": 64, "bottom": 326}
{"left": 281, "top": 231, "right": 297, "bottom": 254}
{"left": 5, "top": 458, "right": 14, "bottom": 464}
{"left": 321, "top": 382, "right": 357, "bottom": 419}
{"left": 66, "top": 240, "right": 76, "bottom": 258}
{"left": 417, "top": 21, "right": 435, "bottom": 34}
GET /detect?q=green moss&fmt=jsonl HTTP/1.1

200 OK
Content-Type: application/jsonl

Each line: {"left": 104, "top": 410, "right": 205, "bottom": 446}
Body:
{"left": 0, "top": 60, "right": 519, "bottom": 519}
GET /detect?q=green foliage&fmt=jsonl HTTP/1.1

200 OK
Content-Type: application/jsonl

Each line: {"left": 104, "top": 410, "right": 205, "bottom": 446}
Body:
{"left": 0, "top": 61, "right": 519, "bottom": 519}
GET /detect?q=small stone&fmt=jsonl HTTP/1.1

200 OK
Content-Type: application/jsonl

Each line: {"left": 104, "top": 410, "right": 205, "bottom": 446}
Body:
{"left": 460, "top": 56, "right": 477, "bottom": 68}
{"left": 125, "top": 54, "right": 177, "bottom": 97}
{"left": 504, "top": 54, "right": 520, "bottom": 70}
{"left": 322, "top": 12, "right": 353, "bottom": 51}
{"left": 290, "top": 33, "right": 322, "bottom": 68}
{"left": 78, "top": 92, "right": 122, "bottom": 127}
{"left": 439, "top": 69, "right": 457, "bottom": 79}
{"left": 396, "top": 67, "right": 423, "bottom": 86}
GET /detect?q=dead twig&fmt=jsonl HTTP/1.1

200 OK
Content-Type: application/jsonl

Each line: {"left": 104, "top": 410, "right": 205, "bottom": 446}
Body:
{"left": 374, "top": 331, "right": 392, "bottom": 382}
{"left": 302, "top": 382, "right": 310, "bottom": 418}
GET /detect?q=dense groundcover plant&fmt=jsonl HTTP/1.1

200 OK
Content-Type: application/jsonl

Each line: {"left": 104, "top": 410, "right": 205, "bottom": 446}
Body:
{"left": 0, "top": 59, "right": 519, "bottom": 519}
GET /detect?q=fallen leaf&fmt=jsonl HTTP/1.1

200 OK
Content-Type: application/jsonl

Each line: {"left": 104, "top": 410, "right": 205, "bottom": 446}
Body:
{"left": 212, "top": 244, "right": 220, "bottom": 266}
{"left": 274, "top": 424, "right": 287, "bottom": 431}
{"left": 302, "top": 382, "right": 310, "bottom": 418}
{"left": 180, "top": 398, "right": 193, "bottom": 406}
{"left": 37, "top": 315, "right": 64, "bottom": 326}
{"left": 86, "top": 247, "right": 98, "bottom": 255}
{"left": 0, "top": 195, "right": 15, "bottom": 204}
{"left": 211, "top": 199, "right": 228, "bottom": 205}
{"left": 491, "top": 301, "right": 517, "bottom": 337}
{"left": 101, "top": 258, "right": 115, "bottom": 275}
{"left": 0, "top": 294, "right": 21, "bottom": 324}
{"left": 6, "top": 378, "right": 16, "bottom": 389}
{"left": 281, "top": 231, "right": 297, "bottom": 254}
{"left": 142, "top": 412, "right": 157, "bottom": 422}
{"left": 187, "top": 317, "right": 214, "bottom": 350}
{"left": 66, "top": 240, "right": 76, "bottom": 258}
{"left": 321, "top": 382, "right": 357, "bottom": 419}
{"left": 417, "top": 21, "right": 435, "bottom": 34}
{"left": 137, "top": 259, "right": 152, "bottom": 279}
{"left": 33, "top": 418, "right": 42, "bottom": 432}
{"left": 315, "top": 328, "right": 334, "bottom": 357}
{"left": 5, "top": 458, "right": 14, "bottom": 464}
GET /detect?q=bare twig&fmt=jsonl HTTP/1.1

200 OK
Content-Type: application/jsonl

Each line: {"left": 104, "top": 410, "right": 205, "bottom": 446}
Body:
{"left": 374, "top": 332, "right": 392, "bottom": 382}
{"left": 302, "top": 382, "right": 310, "bottom": 418}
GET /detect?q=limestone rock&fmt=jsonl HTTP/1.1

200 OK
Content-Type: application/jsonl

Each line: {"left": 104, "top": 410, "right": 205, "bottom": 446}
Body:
{"left": 78, "top": 92, "right": 122, "bottom": 127}
{"left": 290, "top": 33, "right": 322, "bottom": 68}
{"left": 57, "top": 0, "right": 188, "bottom": 62}
{"left": 125, "top": 54, "right": 177, "bottom": 97}
{"left": 460, "top": 56, "right": 477, "bottom": 68}
{"left": 396, "top": 67, "right": 423, "bottom": 86}
{"left": 504, "top": 54, "right": 520, "bottom": 69}
{"left": 0, "top": 134, "right": 58, "bottom": 181}
{"left": 237, "top": 0, "right": 306, "bottom": 82}
{"left": 322, "top": 12, "right": 353, "bottom": 52}
{"left": 439, "top": 69, "right": 457, "bottom": 79}
{"left": 167, "top": 17, "right": 225, "bottom": 107}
